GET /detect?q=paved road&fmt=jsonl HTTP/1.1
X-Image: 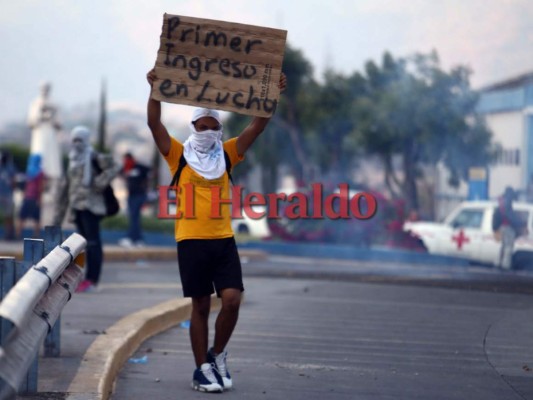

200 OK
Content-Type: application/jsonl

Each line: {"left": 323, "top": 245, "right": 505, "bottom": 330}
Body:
{"left": 249, "top": 254, "right": 533, "bottom": 292}
{"left": 112, "top": 267, "right": 533, "bottom": 400}
{"left": 13, "top": 254, "right": 533, "bottom": 399}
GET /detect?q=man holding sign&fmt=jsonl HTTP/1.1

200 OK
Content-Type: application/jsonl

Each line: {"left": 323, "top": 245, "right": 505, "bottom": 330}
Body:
{"left": 147, "top": 70, "right": 286, "bottom": 392}
{"left": 146, "top": 13, "right": 287, "bottom": 394}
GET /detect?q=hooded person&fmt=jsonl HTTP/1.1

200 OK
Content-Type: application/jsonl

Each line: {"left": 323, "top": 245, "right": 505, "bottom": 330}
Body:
{"left": 146, "top": 66, "right": 287, "bottom": 393}
{"left": 122, "top": 152, "right": 135, "bottom": 174}
{"left": 69, "top": 126, "right": 94, "bottom": 187}
{"left": 183, "top": 108, "right": 226, "bottom": 179}
{"left": 26, "top": 154, "right": 43, "bottom": 179}
{"left": 53, "top": 126, "right": 120, "bottom": 292}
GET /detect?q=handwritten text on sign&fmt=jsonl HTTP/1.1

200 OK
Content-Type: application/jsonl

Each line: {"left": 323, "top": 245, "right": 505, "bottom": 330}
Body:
{"left": 151, "top": 14, "right": 287, "bottom": 117}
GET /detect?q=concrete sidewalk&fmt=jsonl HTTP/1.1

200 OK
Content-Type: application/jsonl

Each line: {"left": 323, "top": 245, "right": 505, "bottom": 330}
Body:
{"left": 0, "top": 240, "right": 266, "bottom": 262}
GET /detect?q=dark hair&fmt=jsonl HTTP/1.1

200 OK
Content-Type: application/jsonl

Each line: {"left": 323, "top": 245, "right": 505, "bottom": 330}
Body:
{"left": 0, "top": 150, "right": 12, "bottom": 167}
{"left": 503, "top": 186, "right": 516, "bottom": 201}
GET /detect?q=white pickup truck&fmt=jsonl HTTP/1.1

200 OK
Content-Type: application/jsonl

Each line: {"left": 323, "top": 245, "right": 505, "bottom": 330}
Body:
{"left": 403, "top": 201, "right": 533, "bottom": 269}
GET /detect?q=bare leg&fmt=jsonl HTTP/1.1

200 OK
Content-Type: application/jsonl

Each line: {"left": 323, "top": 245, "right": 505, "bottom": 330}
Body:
{"left": 190, "top": 296, "right": 211, "bottom": 367}
{"left": 15, "top": 218, "right": 23, "bottom": 239}
{"left": 213, "top": 288, "right": 241, "bottom": 354}
{"left": 33, "top": 221, "right": 41, "bottom": 238}
{"left": 5, "top": 215, "right": 15, "bottom": 240}
{"left": 501, "top": 226, "right": 515, "bottom": 269}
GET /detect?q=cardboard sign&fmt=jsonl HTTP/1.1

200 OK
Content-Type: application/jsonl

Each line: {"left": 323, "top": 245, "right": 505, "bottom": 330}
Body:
{"left": 151, "top": 13, "right": 287, "bottom": 117}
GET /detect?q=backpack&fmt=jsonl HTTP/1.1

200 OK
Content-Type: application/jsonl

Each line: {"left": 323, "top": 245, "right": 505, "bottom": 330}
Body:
{"left": 170, "top": 151, "right": 234, "bottom": 187}
{"left": 92, "top": 155, "right": 120, "bottom": 217}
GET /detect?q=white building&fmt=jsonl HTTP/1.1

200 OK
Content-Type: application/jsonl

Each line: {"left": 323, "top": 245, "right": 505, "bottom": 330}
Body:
{"left": 435, "top": 72, "right": 533, "bottom": 220}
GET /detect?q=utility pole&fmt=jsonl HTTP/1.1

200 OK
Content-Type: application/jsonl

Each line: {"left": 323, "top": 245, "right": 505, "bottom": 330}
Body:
{"left": 97, "top": 79, "right": 107, "bottom": 152}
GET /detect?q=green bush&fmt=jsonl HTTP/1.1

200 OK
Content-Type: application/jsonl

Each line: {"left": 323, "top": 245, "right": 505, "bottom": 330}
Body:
{"left": 0, "top": 144, "right": 29, "bottom": 172}
{"left": 100, "top": 215, "right": 256, "bottom": 243}
{"left": 100, "top": 214, "right": 175, "bottom": 234}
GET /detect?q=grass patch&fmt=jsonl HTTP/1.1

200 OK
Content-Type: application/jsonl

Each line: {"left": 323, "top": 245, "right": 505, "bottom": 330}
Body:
{"left": 100, "top": 214, "right": 175, "bottom": 234}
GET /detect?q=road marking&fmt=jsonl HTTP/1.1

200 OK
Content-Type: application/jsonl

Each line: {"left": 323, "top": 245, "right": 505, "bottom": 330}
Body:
{"left": 269, "top": 255, "right": 369, "bottom": 267}
{"left": 99, "top": 283, "right": 182, "bottom": 290}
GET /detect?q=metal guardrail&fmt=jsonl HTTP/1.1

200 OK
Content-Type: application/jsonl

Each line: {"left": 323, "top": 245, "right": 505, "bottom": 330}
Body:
{"left": 0, "top": 226, "right": 86, "bottom": 400}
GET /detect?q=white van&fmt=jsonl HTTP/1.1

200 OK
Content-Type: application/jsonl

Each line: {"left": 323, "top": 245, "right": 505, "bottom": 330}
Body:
{"left": 403, "top": 201, "right": 533, "bottom": 269}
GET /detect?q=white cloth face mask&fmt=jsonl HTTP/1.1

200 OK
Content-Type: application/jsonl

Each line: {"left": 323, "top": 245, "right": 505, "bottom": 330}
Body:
{"left": 188, "top": 123, "right": 222, "bottom": 153}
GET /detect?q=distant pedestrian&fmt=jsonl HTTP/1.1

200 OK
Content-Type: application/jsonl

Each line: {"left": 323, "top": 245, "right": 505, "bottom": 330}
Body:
{"left": 16, "top": 154, "right": 46, "bottom": 238}
{"left": 0, "top": 150, "right": 16, "bottom": 240}
{"left": 53, "top": 126, "right": 120, "bottom": 292}
{"left": 118, "top": 152, "right": 151, "bottom": 248}
{"left": 492, "top": 187, "right": 526, "bottom": 269}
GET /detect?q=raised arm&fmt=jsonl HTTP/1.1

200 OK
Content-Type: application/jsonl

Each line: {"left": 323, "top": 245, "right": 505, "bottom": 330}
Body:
{"left": 146, "top": 69, "right": 171, "bottom": 156}
{"left": 236, "top": 72, "right": 287, "bottom": 157}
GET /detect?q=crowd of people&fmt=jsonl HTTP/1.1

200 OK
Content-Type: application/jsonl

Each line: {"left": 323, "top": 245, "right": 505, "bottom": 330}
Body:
{"left": 0, "top": 151, "right": 48, "bottom": 241}
{"left": 0, "top": 131, "right": 152, "bottom": 293}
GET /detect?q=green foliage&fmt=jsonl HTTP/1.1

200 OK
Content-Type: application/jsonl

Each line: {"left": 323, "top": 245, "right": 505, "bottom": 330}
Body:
{"left": 351, "top": 51, "right": 492, "bottom": 208}
{"left": 227, "top": 44, "right": 492, "bottom": 211}
{"left": 226, "top": 44, "right": 319, "bottom": 192}
{"left": 100, "top": 214, "right": 175, "bottom": 234}
{"left": 0, "top": 144, "right": 30, "bottom": 172}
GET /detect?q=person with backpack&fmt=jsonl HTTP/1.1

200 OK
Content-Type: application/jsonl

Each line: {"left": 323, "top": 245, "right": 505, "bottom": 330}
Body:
{"left": 146, "top": 68, "right": 286, "bottom": 393}
{"left": 52, "top": 126, "right": 120, "bottom": 292}
{"left": 492, "top": 186, "right": 527, "bottom": 269}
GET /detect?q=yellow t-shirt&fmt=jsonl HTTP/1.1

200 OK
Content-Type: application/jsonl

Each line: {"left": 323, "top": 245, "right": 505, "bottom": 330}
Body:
{"left": 163, "top": 137, "right": 244, "bottom": 241}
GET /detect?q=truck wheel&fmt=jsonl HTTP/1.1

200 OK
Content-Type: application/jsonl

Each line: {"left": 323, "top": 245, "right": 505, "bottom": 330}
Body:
{"left": 237, "top": 224, "right": 250, "bottom": 234}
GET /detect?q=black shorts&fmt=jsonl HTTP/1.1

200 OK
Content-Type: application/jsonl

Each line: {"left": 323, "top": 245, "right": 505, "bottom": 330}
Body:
{"left": 19, "top": 199, "right": 41, "bottom": 221}
{"left": 177, "top": 237, "right": 244, "bottom": 298}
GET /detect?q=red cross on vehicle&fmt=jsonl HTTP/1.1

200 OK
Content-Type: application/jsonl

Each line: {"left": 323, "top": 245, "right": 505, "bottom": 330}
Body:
{"left": 452, "top": 229, "right": 470, "bottom": 250}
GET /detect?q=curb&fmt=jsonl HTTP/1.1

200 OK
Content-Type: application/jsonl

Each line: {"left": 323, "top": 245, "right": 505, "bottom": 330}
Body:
{"left": 103, "top": 248, "right": 268, "bottom": 263}
{"left": 238, "top": 241, "right": 470, "bottom": 266}
{"left": 0, "top": 247, "right": 268, "bottom": 263}
{"left": 65, "top": 296, "right": 222, "bottom": 400}
{"left": 105, "top": 247, "right": 180, "bottom": 262}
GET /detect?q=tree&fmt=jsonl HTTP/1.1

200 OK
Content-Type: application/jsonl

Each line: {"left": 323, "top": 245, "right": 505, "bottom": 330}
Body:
{"left": 226, "top": 44, "right": 317, "bottom": 193}
{"left": 0, "top": 144, "right": 29, "bottom": 172}
{"left": 308, "top": 70, "right": 367, "bottom": 183}
{"left": 96, "top": 79, "right": 107, "bottom": 152}
{"left": 352, "top": 51, "right": 493, "bottom": 210}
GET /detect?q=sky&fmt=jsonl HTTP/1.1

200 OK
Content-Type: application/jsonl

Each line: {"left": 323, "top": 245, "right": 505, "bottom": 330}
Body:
{"left": 0, "top": 0, "right": 532, "bottom": 126}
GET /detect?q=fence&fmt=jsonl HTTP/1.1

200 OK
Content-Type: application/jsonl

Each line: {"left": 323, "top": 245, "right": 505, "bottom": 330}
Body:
{"left": 0, "top": 226, "right": 86, "bottom": 400}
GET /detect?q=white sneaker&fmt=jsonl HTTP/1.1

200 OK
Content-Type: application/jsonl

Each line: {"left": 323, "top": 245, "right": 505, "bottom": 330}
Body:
{"left": 191, "top": 363, "right": 223, "bottom": 393}
{"left": 207, "top": 348, "right": 232, "bottom": 390}
{"left": 118, "top": 238, "right": 134, "bottom": 248}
